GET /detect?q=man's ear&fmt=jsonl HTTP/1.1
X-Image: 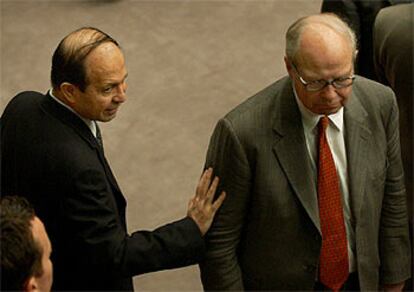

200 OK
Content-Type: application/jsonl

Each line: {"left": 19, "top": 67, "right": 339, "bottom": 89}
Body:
{"left": 23, "top": 276, "right": 37, "bottom": 292}
{"left": 284, "top": 56, "right": 294, "bottom": 78}
{"left": 59, "top": 82, "right": 78, "bottom": 104}
{"left": 353, "top": 49, "right": 359, "bottom": 64}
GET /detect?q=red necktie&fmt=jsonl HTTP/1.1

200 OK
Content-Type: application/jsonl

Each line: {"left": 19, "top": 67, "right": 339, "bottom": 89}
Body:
{"left": 318, "top": 116, "right": 349, "bottom": 292}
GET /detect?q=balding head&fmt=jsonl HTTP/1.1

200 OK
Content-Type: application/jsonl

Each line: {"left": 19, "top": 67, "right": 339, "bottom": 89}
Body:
{"left": 285, "top": 13, "right": 357, "bottom": 65}
{"left": 51, "top": 27, "right": 119, "bottom": 91}
{"left": 284, "top": 13, "right": 357, "bottom": 115}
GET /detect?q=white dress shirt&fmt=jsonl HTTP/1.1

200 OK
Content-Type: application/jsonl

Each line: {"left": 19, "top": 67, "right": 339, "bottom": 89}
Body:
{"left": 294, "top": 89, "right": 356, "bottom": 273}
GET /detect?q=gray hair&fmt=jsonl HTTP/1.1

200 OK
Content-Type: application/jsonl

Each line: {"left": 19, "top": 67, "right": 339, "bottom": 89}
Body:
{"left": 285, "top": 13, "right": 357, "bottom": 63}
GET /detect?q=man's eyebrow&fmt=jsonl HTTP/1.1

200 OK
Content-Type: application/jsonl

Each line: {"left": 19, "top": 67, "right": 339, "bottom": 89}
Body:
{"left": 103, "top": 74, "right": 128, "bottom": 86}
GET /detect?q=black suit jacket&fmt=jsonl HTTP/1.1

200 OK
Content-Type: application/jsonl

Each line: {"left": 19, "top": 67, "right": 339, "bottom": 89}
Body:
{"left": 1, "top": 91, "right": 205, "bottom": 291}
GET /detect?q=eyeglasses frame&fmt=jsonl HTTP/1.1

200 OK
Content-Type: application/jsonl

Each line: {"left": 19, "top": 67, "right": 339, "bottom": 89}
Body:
{"left": 290, "top": 61, "right": 355, "bottom": 92}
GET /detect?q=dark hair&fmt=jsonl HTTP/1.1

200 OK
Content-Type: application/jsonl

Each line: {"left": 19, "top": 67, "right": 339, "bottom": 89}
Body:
{"left": 0, "top": 196, "right": 43, "bottom": 290}
{"left": 51, "top": 27, "right": 119, "bottom": 91}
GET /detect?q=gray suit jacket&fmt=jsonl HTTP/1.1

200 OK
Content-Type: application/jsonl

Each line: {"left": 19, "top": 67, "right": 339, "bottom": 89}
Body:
{"left": 199, "top": 76, "right": 411, "bottom": 290}
{"left": 373, "top": 3, "right": 413, "bottom": 219}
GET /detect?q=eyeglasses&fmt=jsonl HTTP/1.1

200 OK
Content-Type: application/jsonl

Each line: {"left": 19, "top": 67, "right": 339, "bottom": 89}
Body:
{"left": 291, "top": 62, "right": 355, "bottom": 92}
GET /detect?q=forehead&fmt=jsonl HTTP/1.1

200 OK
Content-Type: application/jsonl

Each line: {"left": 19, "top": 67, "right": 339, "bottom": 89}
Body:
{"left": 31, "top": 217, "right": 51, "bottom": 252}
{"left": 296, "top": 24, "right": 353, "bottom": 73}
{"left": 84, "top": 42, "right": 126, "bottom": 82}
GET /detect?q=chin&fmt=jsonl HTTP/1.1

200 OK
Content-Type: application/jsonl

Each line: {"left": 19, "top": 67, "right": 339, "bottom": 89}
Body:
{"left": 99, "top": 115, "right": 116, "bottom": 122}
{"left": 317, "top": 105, "right": 343, "bottom": 115}
{"left": 325, "top": 108, "right": 341, "bottom": 115}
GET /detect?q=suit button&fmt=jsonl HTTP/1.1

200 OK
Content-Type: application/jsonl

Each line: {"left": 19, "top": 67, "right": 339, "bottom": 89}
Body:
{"left": 303, "top": 264, "right": 316, "bottom": 273}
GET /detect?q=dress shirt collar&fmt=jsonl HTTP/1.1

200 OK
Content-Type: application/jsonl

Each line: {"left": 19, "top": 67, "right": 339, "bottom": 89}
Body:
{"left": 292, "top": 86, "right": 344, "bottom": 133}
{"left": 49, "top": 89, "right": 97, "bottom": 137}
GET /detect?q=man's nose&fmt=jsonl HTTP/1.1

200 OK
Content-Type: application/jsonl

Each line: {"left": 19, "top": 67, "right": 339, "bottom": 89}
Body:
{"left": 114, "top": 82, "right": 127, "bottom": 103}
{"left": 320, "top": 84, "right": 337, "bottom": 100}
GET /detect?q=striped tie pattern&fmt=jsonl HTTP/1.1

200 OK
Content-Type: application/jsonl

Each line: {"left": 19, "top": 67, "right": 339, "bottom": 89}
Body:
{"left": 95, "top": 122, "right": 104, "bottom": 150}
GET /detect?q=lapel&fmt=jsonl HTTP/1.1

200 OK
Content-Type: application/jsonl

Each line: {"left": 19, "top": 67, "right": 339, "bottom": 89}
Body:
{"left": 344, "top": 90, "right": 371, "bottom": 223}
{"left": 40, "top": 93, "right": 124, "bottom": 198}
{"left": 271, "top": 79, "right": 321, "bottom": 234}
{"left": 42, "top": 93, "right": 98, "bottom": 150}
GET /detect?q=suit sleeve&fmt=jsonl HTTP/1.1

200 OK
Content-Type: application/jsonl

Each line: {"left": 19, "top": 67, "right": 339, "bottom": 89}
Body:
{"left": 379, "top": 91, "right": 411, "bottom": 284}
{"left": 63, "top": 166, "right": 205, "bottom": 277}
{"left": 199, "top": 118, "right": 251, "bottom": 290}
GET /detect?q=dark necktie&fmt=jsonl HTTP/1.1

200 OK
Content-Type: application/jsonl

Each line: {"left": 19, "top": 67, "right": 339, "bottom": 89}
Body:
{"left": 317, "top": 116, "right": 349, "bottom": 292}
{"left": 95, "top": 122, "right": 104, "bottom": 150}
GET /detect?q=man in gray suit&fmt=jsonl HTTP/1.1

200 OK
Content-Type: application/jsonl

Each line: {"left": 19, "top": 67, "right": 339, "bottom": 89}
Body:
{"left": 373, "top": 3, "right": 413, "bottom": 223}
{"left": 373, "top": 5, "right": 414, "bottom": 290}
{"left": 200, "top": 13, "right": 411, "bottom": 291}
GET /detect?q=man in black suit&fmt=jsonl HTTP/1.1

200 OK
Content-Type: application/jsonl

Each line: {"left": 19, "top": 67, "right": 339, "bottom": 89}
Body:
{"left": 1, "top": 27, "right": 225, "bottom": 291}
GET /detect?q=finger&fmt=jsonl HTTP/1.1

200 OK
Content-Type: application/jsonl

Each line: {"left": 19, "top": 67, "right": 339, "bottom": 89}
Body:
{"left": 200, "top": 167, "right": 213, "bottom": 179}
{"left": 197, "top": 168, "right": 213, "bottom": 197}
{"left": 212, "top": 191, "right": 226, "bottom": 211}
{"left": 205, "top": 176, "right": 219, "bottom": 203}
{"left": 187, "top": 197, "right": 195, "bottom": 209}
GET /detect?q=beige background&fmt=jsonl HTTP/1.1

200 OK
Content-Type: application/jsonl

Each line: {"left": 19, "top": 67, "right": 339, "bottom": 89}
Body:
{"left": 1, "top": 0, "right": 321, "bottom": 290}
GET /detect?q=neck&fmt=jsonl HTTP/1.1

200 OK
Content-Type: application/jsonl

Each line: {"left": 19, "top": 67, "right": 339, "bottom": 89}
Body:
{"left": 51, "top": 88, "right": 69, "bottom": 105}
